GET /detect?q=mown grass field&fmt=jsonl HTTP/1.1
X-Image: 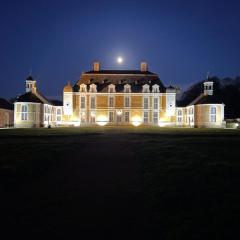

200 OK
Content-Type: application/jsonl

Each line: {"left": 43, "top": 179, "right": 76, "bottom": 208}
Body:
{"left": 0, "top": 127, "right": 240, "bottom": 238}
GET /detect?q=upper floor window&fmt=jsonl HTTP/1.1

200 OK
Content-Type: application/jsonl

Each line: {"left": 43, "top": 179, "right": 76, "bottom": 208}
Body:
{"left": 90, "top": 96, "right": 96, "bottom": 109}
{"left": 108, "top": 84, "right": 116, "bottom": 93}
{"left": 142, "top": 84, "right": 150, "bottom": 93}
{"left": 21, "top": 105, "right": 28, "bottom": 121}
{"left": 143, "top": 97, "right": 149, "bottom": 109}
{"left": 210, "top": 106, "right": 216, "bottom": 122}
{"left": 124, "top": 84, "right": 131, "bottom": 93}
{"left": 152, "top": 84, "right": 160, "bottom": 93}
{"left": 124, "top": 97, "right": 130, "bottom": 107}
{"left": 153, "top": 98, "right": 158, "bottom": 110}
{"left": 89, "top": 84, "right": 97, "bottom": 93}
{"left": 109, "top": 96, "right": 114, "bottom": 107}
{"left": 81, "top": 96, "right": 86, "bottom": 109}
{"left": 80, "top": 84, "right": 87, "bottom": 93}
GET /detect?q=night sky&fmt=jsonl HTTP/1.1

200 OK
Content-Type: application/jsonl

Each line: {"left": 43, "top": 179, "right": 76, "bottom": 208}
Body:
{"left": 1, "top": 0, "right": 240, "bottom": 99}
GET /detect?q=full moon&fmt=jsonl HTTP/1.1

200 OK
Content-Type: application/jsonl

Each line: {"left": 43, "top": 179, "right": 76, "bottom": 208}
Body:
{"left": 117, "top": 57, "right": 123, "bottom": 64}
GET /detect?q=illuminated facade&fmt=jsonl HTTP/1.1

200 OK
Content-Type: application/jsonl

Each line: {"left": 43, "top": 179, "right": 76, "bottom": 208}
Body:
{"left": 63, "top": 62, "right": 178, "bottom": 127}
{"left": 14, "top": 62, "right": 225, "bottom": 128}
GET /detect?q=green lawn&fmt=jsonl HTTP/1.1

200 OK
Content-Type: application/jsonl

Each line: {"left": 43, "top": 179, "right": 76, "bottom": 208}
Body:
{"left": 0, "top": 127, "right": 240, "bottom": 238}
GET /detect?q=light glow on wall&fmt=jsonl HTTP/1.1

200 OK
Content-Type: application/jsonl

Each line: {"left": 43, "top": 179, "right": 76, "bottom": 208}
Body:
{"left": 158, "top": 121, "right": 168, "bottom": 127}
{"left": 131, "top": 116, "right": 142, "bottom": 127}
{"left": 96, "top": 115, "right": 108, "bottom": 126}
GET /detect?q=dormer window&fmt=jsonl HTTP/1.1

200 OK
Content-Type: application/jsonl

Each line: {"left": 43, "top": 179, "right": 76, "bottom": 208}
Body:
{"left": 89, "top": 84, "right": 97, "bottom": 93}
{"left": 108, "top": 84, "right": 116, "bottom": 93}
{"left": 152, "top": 84, "right": 160, "bottom": 93}
{"left": 80, "top": 84, "right": 87, "bottom": 93}
{"left": 142, "top": 84, "right": 150, "bottom": 93}
{"left": 124, "top": 84, "right": 131, "bottom": 93}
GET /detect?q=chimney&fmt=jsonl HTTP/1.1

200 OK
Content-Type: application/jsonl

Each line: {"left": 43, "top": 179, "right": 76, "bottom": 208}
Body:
{"left": 93, "top": 62, "right": 100, "bottom": 72}
{"left": 141, "top": 62, "right": 148, "bottom": 72}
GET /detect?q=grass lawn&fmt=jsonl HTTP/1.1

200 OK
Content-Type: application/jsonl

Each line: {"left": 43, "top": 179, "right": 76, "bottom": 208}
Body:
{"left": 0, "top": 127, "right": 240, "bottom": 238}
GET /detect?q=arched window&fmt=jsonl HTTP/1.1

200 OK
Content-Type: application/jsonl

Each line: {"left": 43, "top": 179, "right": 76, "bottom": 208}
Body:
{"left": 21, "top": 105, "right": 28, "bottom": 121}
{"left": 210, "top": 106, "right": 216, "bottom": 122}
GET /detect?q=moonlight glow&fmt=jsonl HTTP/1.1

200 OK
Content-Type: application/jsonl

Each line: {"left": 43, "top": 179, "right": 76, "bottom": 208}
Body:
{"left": 117, "top": 57, "right": 123, "bottom": 64}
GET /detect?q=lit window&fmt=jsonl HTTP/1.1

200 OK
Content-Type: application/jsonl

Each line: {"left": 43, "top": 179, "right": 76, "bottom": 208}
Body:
{"left": 21, "top": 105, "right": 28, "bottom": 121}
{"left": 109, "top": 111, "right": 114, "bottom": 122}
{"left": 153, "top": 112, "right": 158, "bottom": 124}
{"left": 90, "top": 97, "right": 96, "bottom": 109}
{"left": 210, "top": 106, "right": 217, "bottom": 122}
{"left": 153, "top": 98, "right": 158, "bottom": 110}
{"left": 143, "top": 112, "right": 148, "bottom": 123}
{"left": 81, "top": 97, "right": 85, "bottom": 109}
{"left": 124, "top": 112, "right": 130, "bottom": 123}
{"left": 143, "top": 97, "right": 149, "bottom": 109}
{"left": 124, "top": 97, "right": 130, "bottom": 107}
{"left": 109, "top": 97, "right": 114, "bottom": 107}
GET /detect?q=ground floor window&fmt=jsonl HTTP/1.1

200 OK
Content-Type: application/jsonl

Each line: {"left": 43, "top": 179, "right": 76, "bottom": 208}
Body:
{"left": 177, "top": 117, "right": 182, "bottom": 123}
{"left": 153, "top": 112, "right": 158, "bottom": 124}
{"left": 21, "top": 105, "right": 28, "bottom": 121}
{"left": 57, "top": 116, "right": 61, "bottom": 122}
{"left": 143, "top": 112, "right": 148, "bottom": 123}
{"left": 210, "top": 106, "right": 216, "bottom": 122}
{"left": 109, "top": 111, "right": 114, "bottom": 123}
{"left": 124, "top": 112, "right": 130, "bottom": 123}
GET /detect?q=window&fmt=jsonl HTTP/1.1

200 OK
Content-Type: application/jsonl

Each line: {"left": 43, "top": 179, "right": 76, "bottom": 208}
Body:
{"left": 57, "top": 116, "right": 61, "bottom": 122}
{"left": 21, "top": 105, "right": 28, "bottom": 121}
{"left": 81, "top": 97, "right": 85, "bottom": 109}
{"left": 152, "top": 85, "right": 159, "bottom": 93}
{"left": 124, "top": 112, "right": 130, "bottom": 123}
{"left": 177, "top": 110, "right": 182, "bottom": 116}
{"left": 109, "top": 96, "right": 114, "bottom": 107}
{"left": 90, "top": 97, "right": 96, "bottom": 109}
{"left": 109, "top": 111, "right": 114, "bottom": 123}
{"left": 142, "top": 84, "right": 150, "bottom": 93}
{"left": 90, "top": 115, "right": 95, "bottom": 123}
{"left": 153, "top": 112, "right": 158, "bottom": 124}
{"left": 80, "top": 84, "right": 87, "bottom": 92}
{"left": 108, "top": 84, "right": 115, "bottom": 93}
{"left": 124, "top": 84, "right": 131, "bottom": 93}
{"left": 177, "top": 117, "right": 182, "bottom": 123}
{"left": 143, "top": 97, "right": 149, "bottom": 109}
{"left": 210, "top": 106, "right": 216, "bottom": 122}
{"left": 90, "top": 84, "right": 97, "bottom": 93}
{"left": 153, "top": 98, "right": 158, "bottom": 110}
{"left": 57, "top": 109, "right": 61, "bottom": 115}
{"left": 124, "top": 97, "right": 130, "bottom": 107}
{"left": 143, "top": 112, "right": 148, "bottom": 123}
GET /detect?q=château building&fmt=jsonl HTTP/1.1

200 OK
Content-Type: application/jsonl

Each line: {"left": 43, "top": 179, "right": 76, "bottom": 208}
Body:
{"left": 14, "top": 62, "right": 225, "bottom": 128}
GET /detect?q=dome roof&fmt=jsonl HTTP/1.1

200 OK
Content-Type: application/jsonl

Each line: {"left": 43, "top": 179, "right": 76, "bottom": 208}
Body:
{"left": 64, "top": 82, "right": 73, "bottom": 92}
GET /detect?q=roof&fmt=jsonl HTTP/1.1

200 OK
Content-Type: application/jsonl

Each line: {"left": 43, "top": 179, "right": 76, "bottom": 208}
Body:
{"left": 16, "top": 92, "right": 43, "bottom": 103}
{"left": 76, "top": 69, "right": 166, "bottom": 93}
{"left": 188, "top": 94, "right": 224, "bottom": 106}
{"left": 85, "top": 70, "right": 157, "bottom": 75}
{"left": 0, "top": 98, "right": 14, "bottom": 110}
{"left": 26, "top": 75, "right": 34, "bottom": 81}
{"left": 50, "top": 100, "right": 63, "bottom": 106}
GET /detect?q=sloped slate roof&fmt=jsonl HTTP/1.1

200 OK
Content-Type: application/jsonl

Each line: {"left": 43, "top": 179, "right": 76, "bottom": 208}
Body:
{"left": 85, "top": 70, "right": 157, "bottom": 75}
{"left": 16, "top": 92, "right": 43, "bottom": 103}
{"left": 76, "top": 69, "right": 166, "bottom": 93}
{"left": 188, "top": 94, "right": 224, "bottom": 106}
{"left": 0, "top": 98, "right": 14, "bottom": 110}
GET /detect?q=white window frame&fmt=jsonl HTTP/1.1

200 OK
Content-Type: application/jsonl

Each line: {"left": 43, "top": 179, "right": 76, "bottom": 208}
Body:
{"left": 90, "top": 96, "right": 96, "bottom": 109}
{"left": 153, "top": 112, "right": 158, "bottom": 124}
{"left": 143, "top": 97, "right": 149, "bottom": 109}
{"left": 81, "top": 96, "right": 86, "bottom": 109}
{"left": 143, "top": 112, "right": 149, "bottom": 123}
{"left": 109, "top": 96, "right": 114, "bottom": 108}
{"left": 153, "top": 97, "right": 158, "bottom": 110}
{"left": 21, "top": 105, "right": 28, "bottom": 121}
{"left": 124, "top": 96, "right": 130, "bottom": 108}
{"left": 210, "top": 106, "right": 217, "bottom": 123}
